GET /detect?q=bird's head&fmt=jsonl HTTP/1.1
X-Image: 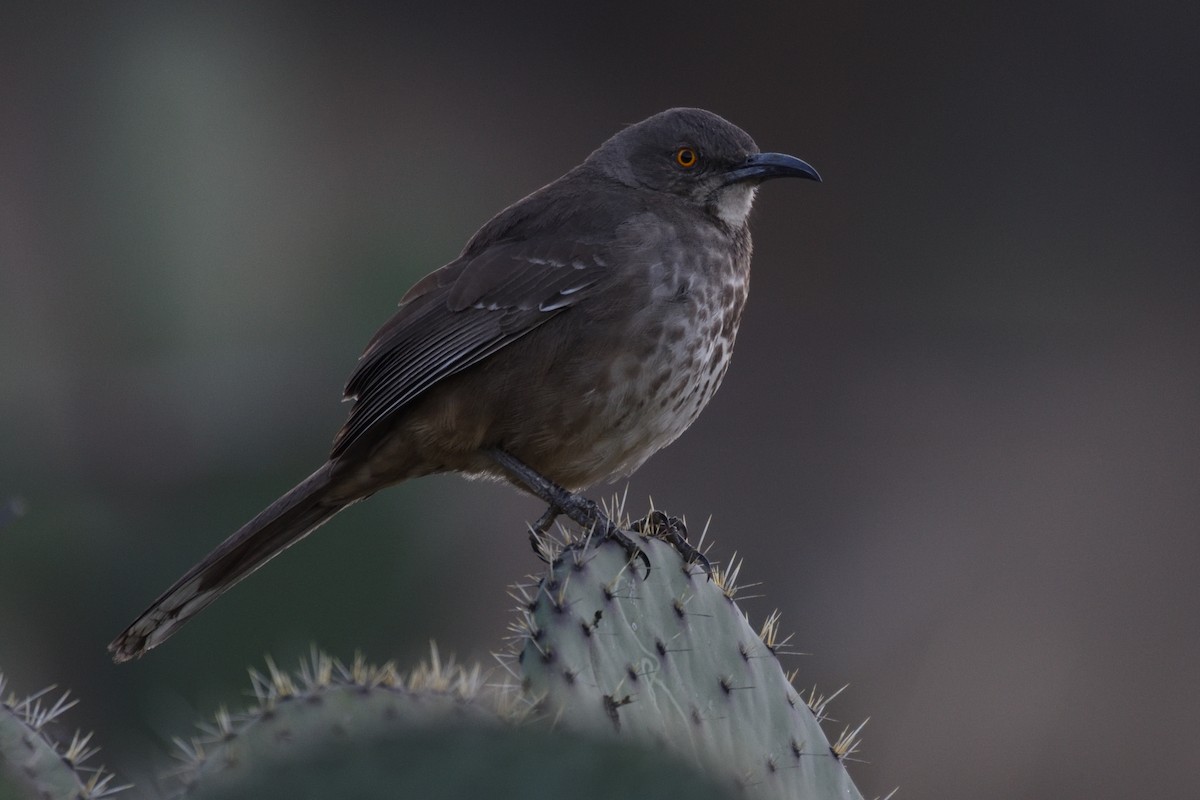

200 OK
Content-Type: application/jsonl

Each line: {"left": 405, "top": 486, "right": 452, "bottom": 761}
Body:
{"left": 586, "top": 107, "right": 820, "bottom": 228}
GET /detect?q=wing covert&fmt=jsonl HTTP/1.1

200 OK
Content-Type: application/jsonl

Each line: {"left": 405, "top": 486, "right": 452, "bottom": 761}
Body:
{"left": 330, "top": 239, "right": 610, "bottom": 456}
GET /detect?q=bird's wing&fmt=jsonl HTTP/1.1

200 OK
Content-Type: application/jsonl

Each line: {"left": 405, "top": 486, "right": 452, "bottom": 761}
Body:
{"left": 330, "top": 238, "right": 610, "bottom": 457}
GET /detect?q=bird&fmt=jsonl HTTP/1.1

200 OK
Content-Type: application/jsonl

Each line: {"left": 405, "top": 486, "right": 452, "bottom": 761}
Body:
{"left": 108, "top": 107, "right": 820, "bottom": 662}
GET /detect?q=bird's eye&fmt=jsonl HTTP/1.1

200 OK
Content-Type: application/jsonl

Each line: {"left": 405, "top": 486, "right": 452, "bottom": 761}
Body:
{"left": 675, "top": 147, "right": 699, "bottom": 168}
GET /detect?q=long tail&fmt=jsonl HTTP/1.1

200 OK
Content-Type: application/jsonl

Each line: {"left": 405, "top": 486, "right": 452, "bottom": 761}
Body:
{"left": 109, "top": 462, "right": 350, "bottom": 662}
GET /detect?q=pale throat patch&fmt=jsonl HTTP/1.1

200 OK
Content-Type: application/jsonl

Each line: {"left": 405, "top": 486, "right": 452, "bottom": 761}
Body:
{"left": 714, "top": 184, "right": 759, "bottom": 228}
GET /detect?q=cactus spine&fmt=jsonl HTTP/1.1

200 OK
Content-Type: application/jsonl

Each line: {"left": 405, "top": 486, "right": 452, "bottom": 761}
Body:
{"left": 0, "top": 673, "right": 128, "bottom": 799}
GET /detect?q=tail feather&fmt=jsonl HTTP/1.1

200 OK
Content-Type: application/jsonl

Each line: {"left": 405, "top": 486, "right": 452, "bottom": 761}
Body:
{"left": 109, "top": 462, "right": 348, "bottom": 662}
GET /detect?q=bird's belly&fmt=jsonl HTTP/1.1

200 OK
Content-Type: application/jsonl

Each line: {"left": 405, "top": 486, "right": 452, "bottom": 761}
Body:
{"left": 565, "top": 303, "right": 741, "bottom": 485}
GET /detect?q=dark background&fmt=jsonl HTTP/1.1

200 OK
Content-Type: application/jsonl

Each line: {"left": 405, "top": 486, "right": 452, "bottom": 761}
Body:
{"left": 2, "top": 2, "right": 1197, "bottom": 797}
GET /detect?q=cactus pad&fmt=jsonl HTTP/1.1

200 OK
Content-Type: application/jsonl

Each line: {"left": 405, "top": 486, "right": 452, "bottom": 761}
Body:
{"left": 0, "top": 673, "right": 128, "bottom": 799}
{"left": 512, "top": 518, "right": 867, "bottom": 800}
{"left": 171, "top": 649, "right": 733, "bottom": 799}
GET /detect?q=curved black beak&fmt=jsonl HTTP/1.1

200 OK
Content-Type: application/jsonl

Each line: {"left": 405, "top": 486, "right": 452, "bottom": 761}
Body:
{"left": 723, "top": 152, "right": 822, "bottom": 185}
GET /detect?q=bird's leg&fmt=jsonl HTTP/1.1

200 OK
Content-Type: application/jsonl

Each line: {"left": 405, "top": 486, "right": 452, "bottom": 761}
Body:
{"left": 487, "top": 448, "right": 650, "bottom": 576}
{"left": 486, "top": 448, "right": 610, "bottom": 534}
{"left": 632, "top": 509, "right": 713, "bottom": 577}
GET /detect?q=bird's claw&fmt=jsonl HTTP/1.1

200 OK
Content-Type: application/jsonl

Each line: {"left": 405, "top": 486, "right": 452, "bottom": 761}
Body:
{"left": 632, "top": 510, "right": 713, "bottom": 577}
{"left": 581, "top": 504, "right": 650, "bottom": 579}
{"left": 600, "top": 524, "right": 652, "bottom": 578}
{"left": 528, "top": 506, "right": 560, "bottom": 562}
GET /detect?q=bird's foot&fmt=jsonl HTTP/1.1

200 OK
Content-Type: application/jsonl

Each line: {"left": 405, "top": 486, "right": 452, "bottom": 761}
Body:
{"left": 538, "top": 499, "right": 650, "bottom": 577}
{"left": 529, "top": 496, "right": 650, "bottom": 576}
{"left": 632, "top": 510, "right": 713, "bottom": 577}
{"left": 487, "top": 448, "right": 650, "bottom": 577}
{"left": 563, "top": 496, "right": 650, "bottom": 578}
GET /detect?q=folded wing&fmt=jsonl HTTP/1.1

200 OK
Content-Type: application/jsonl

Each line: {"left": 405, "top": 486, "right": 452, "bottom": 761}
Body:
{"left": 331, "top": 239, "right": 610, "bottom": 457}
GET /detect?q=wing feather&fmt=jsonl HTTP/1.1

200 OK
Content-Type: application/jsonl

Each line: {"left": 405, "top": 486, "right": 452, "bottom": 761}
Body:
{"left": 330, "top": 239, "right": 608, "bottom": 456}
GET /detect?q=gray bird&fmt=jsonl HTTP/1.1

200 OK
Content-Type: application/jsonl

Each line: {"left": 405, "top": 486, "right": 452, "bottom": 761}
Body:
{"left": 109, "top": 107, "right": 820, "bottom": 662}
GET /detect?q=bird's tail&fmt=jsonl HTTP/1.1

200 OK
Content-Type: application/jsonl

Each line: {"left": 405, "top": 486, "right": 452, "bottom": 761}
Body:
{"left": 108, "top": 462, "right": 350, "bottom": 662}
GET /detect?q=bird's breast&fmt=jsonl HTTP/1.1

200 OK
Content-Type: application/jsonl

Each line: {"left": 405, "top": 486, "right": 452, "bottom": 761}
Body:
{"left": 578, "top": 246, "right": 750, "bottom": 482}
{"left": 480, "top": 217, "right": 753, "bottom": 489}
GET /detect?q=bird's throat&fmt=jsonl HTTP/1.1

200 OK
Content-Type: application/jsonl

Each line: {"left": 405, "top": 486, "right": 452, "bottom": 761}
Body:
{"left": 711, "top": 184, "right": 758, "bottom": 229}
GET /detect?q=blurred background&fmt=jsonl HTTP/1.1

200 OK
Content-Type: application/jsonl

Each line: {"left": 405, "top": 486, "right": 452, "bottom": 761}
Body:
{"left": 1, "top": 1, "right": 1197, "bottom": 797}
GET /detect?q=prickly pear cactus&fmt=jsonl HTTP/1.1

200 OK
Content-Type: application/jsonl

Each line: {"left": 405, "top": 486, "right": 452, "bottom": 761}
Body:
{"left": 173, "top": 649, "right": 734, "bottom": 800}
{"left": 512, "top": 519, "right": 867, "bottom": 800}
{"left": 171, "top": 649, "right": 496, "bottom": 796}
{"left": 0, "top": 673, "right": 128, "bottom": 799}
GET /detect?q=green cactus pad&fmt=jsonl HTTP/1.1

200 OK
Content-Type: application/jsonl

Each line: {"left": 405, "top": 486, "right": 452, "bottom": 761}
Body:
{"left": 0, "top": 673, "right": 128, "bottom": 799}
{"left": 171, "top": 649, "right": 496, "bottom": 796}
{"left": 513, "top": 521, "right": 866, "bottom": 800}
{"left": 173, "top": 650, "right": 733, "bottom": 800}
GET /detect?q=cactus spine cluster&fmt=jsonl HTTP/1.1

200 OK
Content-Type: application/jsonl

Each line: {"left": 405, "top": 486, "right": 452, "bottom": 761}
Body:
{"left": 0, "top": 673, "right": 128, "bottom": 799}
{"left": 169, "top": 649, "right": 732, "bottom": 799}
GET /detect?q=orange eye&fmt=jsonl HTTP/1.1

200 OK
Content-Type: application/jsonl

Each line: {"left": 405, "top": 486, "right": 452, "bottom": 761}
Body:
{"left": 675, "top": 147, "right": 698, "bottom": 168}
